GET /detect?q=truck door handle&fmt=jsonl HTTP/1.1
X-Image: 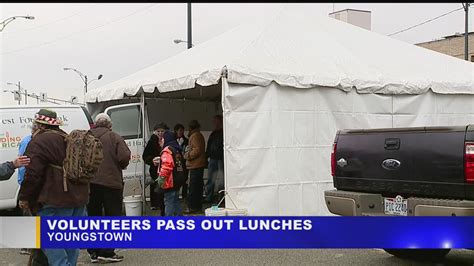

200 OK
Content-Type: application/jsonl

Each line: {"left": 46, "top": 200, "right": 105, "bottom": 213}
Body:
{"left": 384, "top": 138, "right": 400, "bottom": 150}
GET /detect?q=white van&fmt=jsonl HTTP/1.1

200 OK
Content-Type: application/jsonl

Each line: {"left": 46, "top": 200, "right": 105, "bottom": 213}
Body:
{"left": 0, "top": 105, "right": 92, "bottom": 210}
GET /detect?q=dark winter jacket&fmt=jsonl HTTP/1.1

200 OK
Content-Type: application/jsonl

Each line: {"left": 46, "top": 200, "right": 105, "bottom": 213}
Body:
{"left": 90, "top": 126, "right": 131, "bottom": 189}
{"left": 163, "top": 131, "right": 182, "bottom": 152}
{"left": 19, "top": 128, "right": 89, "bottom": 208}
{"left": 143, "top": 134, "right": 161, "bottom": 179}
{"left": 176, "top": 136, "right": 189, "bottom": 151}
{"left": 0, "top": 161, "right": 15, "bottom": 181}
{"left": 206, "top": 129, "right": 224, "bottom": 160}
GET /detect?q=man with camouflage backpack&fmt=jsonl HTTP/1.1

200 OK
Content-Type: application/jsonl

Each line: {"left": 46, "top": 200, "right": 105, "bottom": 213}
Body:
{"left": 19, "top": 108, "right": 103, "bottom": 266}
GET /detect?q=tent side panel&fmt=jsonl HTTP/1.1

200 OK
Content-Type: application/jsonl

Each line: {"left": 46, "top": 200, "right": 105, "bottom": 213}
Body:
{"left": 393, "top": 93, "right": 474, "bottom": 126}
{"left": 224, "top": 82, "right": 392, "bottom": 215}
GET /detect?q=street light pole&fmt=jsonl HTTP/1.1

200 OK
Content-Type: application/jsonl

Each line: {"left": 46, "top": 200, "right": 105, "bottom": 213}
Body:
{"left": 24, "top": 88, "right": 27, "bottom": 105}
{"left": 173, "top": 39, "right": 194, "bottom": 47}
{"left": 63, "top": 67, "right": 102, "bottom": 102}
{"left": 18, "top": 81, "right": 21, "bottom": 105}
{"left": 0, "top": 15, "right": 35, "bottom": 32}
{"left": 463, "top": 3, "right": 469, "bottom": 61}
{"left": 187, "top": 3, "right": 192, "bottom": 50}
{"left": 85, "top": 75, "right": 88, "bottom": 94}
{"left": 173, "top": 4, "right": 194, "bottom": 49}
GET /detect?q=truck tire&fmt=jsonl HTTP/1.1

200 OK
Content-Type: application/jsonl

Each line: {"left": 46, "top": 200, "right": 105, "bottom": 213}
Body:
{"left": 383, "top": 249, "right": 450, "bottom": 260}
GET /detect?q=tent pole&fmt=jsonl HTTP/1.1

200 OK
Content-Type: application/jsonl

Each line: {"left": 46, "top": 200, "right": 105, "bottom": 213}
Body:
{"left": 140, "top": 91, "right": 147, "bottom": 215}
{"left": 221, "top": 68, "right": 228, "bottom": 205}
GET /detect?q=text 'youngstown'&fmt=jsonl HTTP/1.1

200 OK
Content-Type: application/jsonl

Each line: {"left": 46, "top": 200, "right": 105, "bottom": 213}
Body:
{"left": 47, "top": 232, "right": 133, "bottom": 242}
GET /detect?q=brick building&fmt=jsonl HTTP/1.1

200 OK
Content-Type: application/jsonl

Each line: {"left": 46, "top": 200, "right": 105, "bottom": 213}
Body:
{"left": 416, "top": 32, "right": 474, "bottom": 62}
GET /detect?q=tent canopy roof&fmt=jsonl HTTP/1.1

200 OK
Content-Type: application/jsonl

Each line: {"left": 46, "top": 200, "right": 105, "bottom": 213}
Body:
{"left": 86, "top": 5, "right": 474, "bottom": 103}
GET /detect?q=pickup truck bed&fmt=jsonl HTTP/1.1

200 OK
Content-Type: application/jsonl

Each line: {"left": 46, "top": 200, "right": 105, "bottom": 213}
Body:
{"left": 333, "top": 126, "right": 474, "bottom": 200}
{"left": 326, "top": 125, "right": 474, "bottom": 217}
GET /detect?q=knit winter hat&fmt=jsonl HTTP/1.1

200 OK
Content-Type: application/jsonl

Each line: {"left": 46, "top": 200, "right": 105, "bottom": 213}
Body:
{"left": 34, "top": 109, "right": 63, "bottom": 126}
{"left": 95, "top": 113, "right": 111, "bottom": 123}
{"left": 162, "top": 130, "right": 182, "bottom": 151}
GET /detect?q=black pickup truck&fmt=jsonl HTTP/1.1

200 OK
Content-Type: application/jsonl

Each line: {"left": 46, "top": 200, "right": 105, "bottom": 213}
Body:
{"left": 324, "top": 126, "right": 474, "bottom": 259}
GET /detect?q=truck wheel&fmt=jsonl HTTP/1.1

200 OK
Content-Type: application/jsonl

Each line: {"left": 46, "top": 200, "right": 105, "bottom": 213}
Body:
{"left": 384, "top": 249, "right": 450, "bottom": 261}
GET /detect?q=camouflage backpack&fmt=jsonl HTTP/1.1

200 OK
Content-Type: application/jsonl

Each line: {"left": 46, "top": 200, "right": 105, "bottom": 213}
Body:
{"left": 49, "top": 130, "right": 104, "bottom": 191}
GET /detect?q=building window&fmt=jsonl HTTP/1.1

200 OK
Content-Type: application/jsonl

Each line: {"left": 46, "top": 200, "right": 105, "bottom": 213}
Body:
{"left": 471, "top": 55, "right": 474, "bottom": 62}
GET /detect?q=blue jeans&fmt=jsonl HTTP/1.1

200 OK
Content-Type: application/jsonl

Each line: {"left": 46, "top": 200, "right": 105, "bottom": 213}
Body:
{"left": 164, "top": 190, "right": 182, "bottom": 216}
{"left": 187, "top": 168, "right": 204, "bottom": 210}
{"left": 205, "top": 159, "right": 224, "bottom": 201}
{"left": 37, "top": 205, "right": 87, "bottom": 266}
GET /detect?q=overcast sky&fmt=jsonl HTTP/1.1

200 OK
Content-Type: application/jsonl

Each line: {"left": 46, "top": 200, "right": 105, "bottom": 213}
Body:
{"left": 0, "top": 3, "right": 471, "bottom": 105}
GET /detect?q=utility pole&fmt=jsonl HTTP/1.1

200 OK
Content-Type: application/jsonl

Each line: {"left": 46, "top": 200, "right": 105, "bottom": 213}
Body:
{"left": 7, "top": 81, "right": 28, "bottom": 105}
{"left": 22, "top": 81, "right": 27, "bottom": 105}
{"left": 18, "top": 81, "right": 27, "bottom": 105}
{"left": 187, "top": 3, "right": 192, "bottom": 49}
{"left": 17, "top": 81, "right": 21, "bottom": 105}
{"left": 463, "top": 3, "right": 469, "bottom": 61}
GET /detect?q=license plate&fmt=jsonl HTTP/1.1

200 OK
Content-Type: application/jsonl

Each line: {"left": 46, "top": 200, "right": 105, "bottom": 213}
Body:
{"left": 384, "top": 196, "right": 408, "bottom": 216}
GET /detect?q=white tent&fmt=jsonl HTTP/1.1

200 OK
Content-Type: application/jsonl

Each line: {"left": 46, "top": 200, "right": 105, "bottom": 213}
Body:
{"left": 86, "top": 5, "right": 474, "bottom": 215}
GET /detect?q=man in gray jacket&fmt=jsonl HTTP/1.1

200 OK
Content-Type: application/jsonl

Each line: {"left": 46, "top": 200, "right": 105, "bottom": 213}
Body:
{"left": 0, "top": 156, "right": 30, "bottom": 181}
{"left": 87, "top": 113, "right": 131, "bottom": 263}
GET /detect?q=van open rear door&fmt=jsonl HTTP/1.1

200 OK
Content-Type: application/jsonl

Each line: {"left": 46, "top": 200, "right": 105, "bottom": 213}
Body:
{"left": 104, "top": 103, "right": 149, "bottom": 199}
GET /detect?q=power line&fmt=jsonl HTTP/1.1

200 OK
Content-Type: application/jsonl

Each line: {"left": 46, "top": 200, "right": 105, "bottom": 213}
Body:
{"left": 1, "top": 4, "right": 157, "bottom": 55}
{"left": 3, "top": 90, "right": 83, "bottom": 106}
{"left": 388, "top": 6, "right": 465, "bottom": 37}
{"left": 2, "top": 5, "right": 95, "bottom": 35}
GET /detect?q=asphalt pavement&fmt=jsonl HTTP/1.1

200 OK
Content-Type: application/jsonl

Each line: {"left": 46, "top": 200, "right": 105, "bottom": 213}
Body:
{"left": 0, "top": 248, "right": 473, "bottom": 265}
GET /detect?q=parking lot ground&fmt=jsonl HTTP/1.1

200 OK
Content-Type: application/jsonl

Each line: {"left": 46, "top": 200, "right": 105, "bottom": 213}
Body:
{"left": 0, "top": 248, "right": 473, "bottom": 265}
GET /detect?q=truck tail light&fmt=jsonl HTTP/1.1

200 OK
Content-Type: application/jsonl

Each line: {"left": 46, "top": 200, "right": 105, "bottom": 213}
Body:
{"left": 464, "top": 142, "right": 474, "bottom": 183}
{"left": 331, "top": 143, "right": 337, "bottom": 177}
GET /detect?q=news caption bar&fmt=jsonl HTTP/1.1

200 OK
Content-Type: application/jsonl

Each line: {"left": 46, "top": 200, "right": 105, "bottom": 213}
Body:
{"left": 1, "top": 217, "right": 474, "bottom": 249}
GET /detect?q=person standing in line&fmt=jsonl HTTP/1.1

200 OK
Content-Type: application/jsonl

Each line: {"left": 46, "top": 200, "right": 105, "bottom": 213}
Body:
{"left": 157, "top": 130, "right": 186, "bottom": 216}
{"left": 183, "top": 120, "right": 207, "bottom": 214}
{"left": 18, "top": 109, "right": 88, "bottom": 266}
{"left": 174, "top": 123, "right": 189, "bottom": 200}
{"left": 17, "top": 122, "right": 38, "bottom": 187}
{"left": 18, "top": 122, "right": 38, "bottom": 256}
{"left": 204, "top": 115, "right": 224, "bottom": 204}
{"left": 0, "top": 157, "right": 30, "bottom": 181}
{"left": 143, "top": 122, "right": 168, "bottom": 215}
{"left": 0, "top": 122, "right": 33, "bottom": 183}
{"left": 87, "top": 113, "right": 131, "bottom": 263}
